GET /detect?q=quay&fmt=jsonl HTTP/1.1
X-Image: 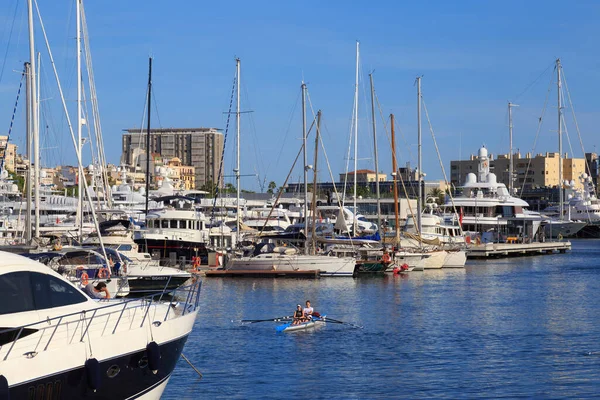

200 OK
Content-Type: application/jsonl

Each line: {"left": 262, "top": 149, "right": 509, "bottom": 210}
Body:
{"left": 204, "top": 269, "right": 321, "bottom": 279}
{"left": 467, "top": 241, "right": 571, "bottom": 259}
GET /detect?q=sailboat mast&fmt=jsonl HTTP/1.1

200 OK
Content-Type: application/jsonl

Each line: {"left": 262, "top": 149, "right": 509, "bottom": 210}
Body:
{"left": 557, "top": 58, "right": 563, "bottom": 221}
{"left": 76, "top": 0, "right": 83, "bottom": 240}
{"left": 369, "top": 73, "right": 381, "bottom": 234}
{"left": 35, "top": 52, "right": 40, "bottom": 238}
{"left": 27, "top": 0, "right": 39, "bottom": 239}
{"left": 508, "top": 102, "right": 514, "bottom": 194}
{"left": 145, "top": 57, "right": 152, "bottom": 216}
{"left": 391, "top": 114, "right": 400, "bottom": 244}
{"left": 236, "top": 58, "right": 241, "bottom": 235}
{"left": 24, "top": 61, "right": 32, "bottom": 242}
{"left": 416, "top": 76, "right": 422, "bottom": 236}
{"left": 353, "top": 41, "right": 359, "bottom": 234}
{"left": 301, "top": 82, "right": 308, "bottom": 254}
{"left": 310, "top": 110, "right": 322, "bottom": 255}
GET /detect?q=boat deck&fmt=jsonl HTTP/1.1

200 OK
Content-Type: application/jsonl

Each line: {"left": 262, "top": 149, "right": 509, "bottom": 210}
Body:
{"left": 467, "top": 241, "right": 571, "bottom": 258}
{"left": 204, "top": 269, "right": 321, "bottom": 279}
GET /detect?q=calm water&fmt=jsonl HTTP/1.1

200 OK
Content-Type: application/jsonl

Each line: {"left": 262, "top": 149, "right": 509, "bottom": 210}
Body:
{"left": 164, "top": 240, "right": 600, "bottom": 399}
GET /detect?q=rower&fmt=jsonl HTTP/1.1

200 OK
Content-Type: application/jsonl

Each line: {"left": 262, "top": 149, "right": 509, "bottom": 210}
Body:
{"left": 303, "top": 300, "right": 314, "bottom": 321}
{"left": 292, "top": 305, "right": 304, "bottom": 325}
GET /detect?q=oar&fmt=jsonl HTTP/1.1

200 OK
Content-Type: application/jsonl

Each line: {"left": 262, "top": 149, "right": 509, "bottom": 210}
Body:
{"left": 232, "top": 315, "right": 293, "bottom": 325}
{"left": 323, "top": 317, "right": 363, "bottom": 329}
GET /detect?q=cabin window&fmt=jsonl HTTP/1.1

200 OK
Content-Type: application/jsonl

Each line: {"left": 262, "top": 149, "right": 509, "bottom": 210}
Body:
{"left": 0, "top": 272, "right": 35, "bottom": 314}
{"left": 30, "top": 273, "right": 87, "bottom": 309}
{"left": 118, "top": 245, "right": 133, "bottom": 251}
{"left": 170, "top": 220, "right": 178, "bottom": 229}
{"left": 162, "top": 220, "right": 169, "bottom": 228}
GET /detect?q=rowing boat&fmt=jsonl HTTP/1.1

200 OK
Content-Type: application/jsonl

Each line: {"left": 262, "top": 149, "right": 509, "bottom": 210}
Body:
{"left": 276, "top": 316, "right": 325, "bottom": 332}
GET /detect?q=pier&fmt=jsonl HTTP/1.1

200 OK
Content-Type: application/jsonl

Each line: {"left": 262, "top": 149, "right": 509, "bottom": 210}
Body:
{"left": 204, "top": 269, "right": 321, "bottom": 279}
{"left": 467, "top": 241, "right": 571, "bottom": 258}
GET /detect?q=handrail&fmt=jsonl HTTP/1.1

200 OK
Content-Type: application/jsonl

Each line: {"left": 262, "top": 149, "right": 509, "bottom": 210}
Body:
{"left": 0, "top": 279, "right": 201, "bottom": 360}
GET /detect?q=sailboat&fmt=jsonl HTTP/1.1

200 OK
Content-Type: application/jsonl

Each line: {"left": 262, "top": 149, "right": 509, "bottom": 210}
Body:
{"left": 226, "top": 77, "right": 356, "bottom": 276}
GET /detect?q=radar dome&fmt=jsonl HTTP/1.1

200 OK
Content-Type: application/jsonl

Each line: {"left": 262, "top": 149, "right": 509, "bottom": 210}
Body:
{"left": 88, "top": 164, "right": 94, "bottom": 171}
{"left": 465, "top": 173, "right": 477, "bottom": 185}
{"left": 487, "top": 173, "right": 497, "bottom": 185}
{"left": 583, "top": 173, "right": 589, "bottom": 179}
{"left": 478, "top": 146, "right": 488, "bottom": 158}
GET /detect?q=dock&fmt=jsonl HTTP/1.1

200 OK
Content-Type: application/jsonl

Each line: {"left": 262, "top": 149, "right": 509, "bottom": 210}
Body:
{"left": 204, "top": 269, "right": 321, "bottom": 279}
{"left": 467, "top": 241, "right": 571, "bottom": 258}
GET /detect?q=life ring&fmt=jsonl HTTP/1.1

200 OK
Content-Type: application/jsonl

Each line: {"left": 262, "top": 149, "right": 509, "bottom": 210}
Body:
{"left": 98, "top": 268, "right": 110, "bottom": 279}
{"left": 81, "top": 272, "right": 89, "bottom": 286}
{"left": 53, "top": 243, "right": 62, "bottom": 251}
{"left": 381, "top": 253, "right": 391, "bottom": 264}
{"left": 192, "top": 256, "right": 201, "bottom": 268}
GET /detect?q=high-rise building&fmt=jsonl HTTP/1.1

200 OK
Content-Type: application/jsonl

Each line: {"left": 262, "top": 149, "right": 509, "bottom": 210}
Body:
{"left": 121, "top": 128, "right": 224, "bottom": 188}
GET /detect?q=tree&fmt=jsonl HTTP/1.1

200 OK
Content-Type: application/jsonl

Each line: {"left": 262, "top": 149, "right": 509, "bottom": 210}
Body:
{"left": 200, "top": 180, "right": 217, "bottom": 198}
{"left": 429, "top": 188, "right": 445, "bottom": 205}
{"left": 267, "top": 181, "right": 277, "bottom": 194}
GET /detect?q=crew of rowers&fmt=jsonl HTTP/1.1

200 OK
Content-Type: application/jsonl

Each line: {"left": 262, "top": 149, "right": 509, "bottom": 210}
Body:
{"left": 292, "top": 300, "right": 314, "bottom": 325}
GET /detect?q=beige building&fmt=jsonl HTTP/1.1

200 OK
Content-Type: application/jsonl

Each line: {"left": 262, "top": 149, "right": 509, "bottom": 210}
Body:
{"left": 0, "top": 136, "right": 17, "bottom": 173}
{"left": 451, "top": 151, "right": 586, "bottom": 191}
{"left": 339, "top": 169, "right": 388, "bottom": 183}
{"left": 153, "top": 157, "right": 196, "bottom": 190}
{"left": 121, "top": 127, "right": 223, "bottom": 188}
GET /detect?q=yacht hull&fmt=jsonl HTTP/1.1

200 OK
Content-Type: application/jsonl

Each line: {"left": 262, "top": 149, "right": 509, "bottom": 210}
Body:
{"left": 443, "top": 250, "right": 467, "bottom": 268}
{"left": 127, "top": 274, "right": 191, "bottom": 294}
{"left": 3, "top": 334, "right": 189, "bottom": 399}
{"left": 227, "top": 255, "right": 356, "bottom": 277}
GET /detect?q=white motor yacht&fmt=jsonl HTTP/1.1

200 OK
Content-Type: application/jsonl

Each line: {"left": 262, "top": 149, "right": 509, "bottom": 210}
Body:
{"left": 0, "top": 252, "right": 201, "bottom": 398}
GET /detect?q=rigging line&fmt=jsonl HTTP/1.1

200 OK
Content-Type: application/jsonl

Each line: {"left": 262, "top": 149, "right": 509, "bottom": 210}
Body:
{"left": 561, "top": 67, "right": 592, "bottom": 179}
{"left": 561, "top": 102, "right": 575, "bottom": 161}
{"left": 513, "top": 61, "right": 554, "bottom": 101}
{"left": 317, "top": 116, "right": 359, "bottom": 245}
{"left": 212, "top": 66, "right": 236, "bottom": 219}
{"left": 1, "top": 66, "right": 25, "bottom": 172}
{"left": 421, "top": 98, "right": 464, "bottom": 236}
{"left": 151, "top": 88, "right": 163, "bottom": 128}
{"left": 342, "top": 87, "right": 358, "bottom": 205}
{"left": 242, "top": 80, "right": 265, "bottom": 190}
{"left": 135, "top": 85, "right": 149, "bottom": 151}
{"left": 520, "top": 65, "right": 555, "bottom": 195}
{"left": 275, "top": 90, "right": 301, "bottom": 173}
{"left": 256, "top": 116, "right": 317, "bottom": 235}
{"left": 0, "top": 0, "right": 19, "bottom": 87}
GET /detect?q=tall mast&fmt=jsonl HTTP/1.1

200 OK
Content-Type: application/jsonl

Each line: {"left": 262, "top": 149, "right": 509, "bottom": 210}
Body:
{"left": 508, "top": 102, "right": 515, "bottom": 194}
{"left": 301, "top": 82, "right": 308, "bottom": 254}
{"left": 557, "top": 58, "right": 563, "bottom": 221}
{"left": 369, "top": 73, "right": 381, "bottom": 235}
{"left": 416, "top": 76, "right": 422, "bottom": 237}
{"left": 76, "top": 0, "right": 83, "bottom": 240}
{"left": 353, "top": 41, "right": 359, "bottom": 234}
{"left": 145, "top": 57, "right": 152, "bottom": 216}
{"left": 235, "top": 58, "right": 241, "bottom": 236}
{"left": 391, "top": 114, "right": 400, "bottom": 244}
{"left": 27, "top": 0, "right": 39, "bottom": 239}
{"left": 24, "top": 62, "right": 32, "bottom": 242}
{"left": 311, "top": 110, "right": 321, "bottom": 254}
{"left": 35, "top": 52, "right": 40, "bottom": 238}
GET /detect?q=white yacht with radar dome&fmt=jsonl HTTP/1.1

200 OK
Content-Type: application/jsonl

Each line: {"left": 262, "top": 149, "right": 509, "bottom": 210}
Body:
{"left": 442, "top": 146, "right": 544, "bottom": 243}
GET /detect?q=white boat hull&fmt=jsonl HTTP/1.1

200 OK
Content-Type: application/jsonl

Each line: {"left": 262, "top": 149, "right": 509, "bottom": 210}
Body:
{"left": 227, "top": 254, "right": 356, "bottom": 277}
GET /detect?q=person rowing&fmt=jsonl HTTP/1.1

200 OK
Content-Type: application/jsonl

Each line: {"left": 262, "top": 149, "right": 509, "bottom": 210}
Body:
{"left": 303, "top": 300, "right": 314, "bottom": 321}
{"left": 292, "top": 305, "right": 305, "bottom": 325}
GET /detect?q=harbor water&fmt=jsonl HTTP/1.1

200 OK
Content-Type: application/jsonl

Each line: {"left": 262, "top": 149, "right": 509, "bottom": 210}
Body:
{"left": 165, "top": 240, "right": 600, "bottom": 399}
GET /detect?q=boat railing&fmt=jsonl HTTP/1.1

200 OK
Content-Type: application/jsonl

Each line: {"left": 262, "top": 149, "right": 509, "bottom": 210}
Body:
{"left": 0, "top": 278, "right": 202, "bottom": 362}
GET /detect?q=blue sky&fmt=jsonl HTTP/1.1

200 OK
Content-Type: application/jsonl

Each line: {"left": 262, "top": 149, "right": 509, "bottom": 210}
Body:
{"left": 1, "top": 0, "right": 600, "bottom": 191}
